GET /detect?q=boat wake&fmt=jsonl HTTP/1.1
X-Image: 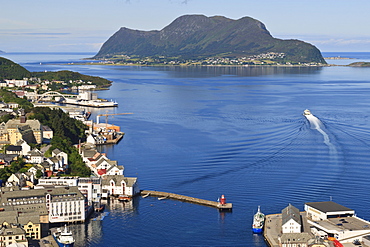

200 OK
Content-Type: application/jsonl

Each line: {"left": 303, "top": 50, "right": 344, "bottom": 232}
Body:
{"left": 305, "top": 113, "right": 338, "bottom": 159}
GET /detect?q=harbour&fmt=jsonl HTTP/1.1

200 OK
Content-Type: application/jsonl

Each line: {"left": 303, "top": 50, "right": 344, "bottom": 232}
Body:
{"left": 2, "top": 52, "right": 370, "bottom": 246}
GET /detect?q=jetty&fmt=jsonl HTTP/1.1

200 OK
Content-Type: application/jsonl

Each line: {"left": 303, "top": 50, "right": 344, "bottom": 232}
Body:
{"left": 140, "top": 190, "right": 232, "bottom": 211}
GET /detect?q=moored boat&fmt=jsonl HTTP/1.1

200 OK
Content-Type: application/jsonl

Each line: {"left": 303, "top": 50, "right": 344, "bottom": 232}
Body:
{"left": 53, "top": 225, "right": 75, "bottom": 247}
{"left": 118, "top": 195, "right": 131, "bottom": 202}
{"left": 252, "top": 206, "right": 265, "bottom": 233}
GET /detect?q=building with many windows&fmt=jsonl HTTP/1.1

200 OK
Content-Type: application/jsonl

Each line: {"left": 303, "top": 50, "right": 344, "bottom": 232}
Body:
{"left": 0, "top": 187, "right": 86, "bottom": 224}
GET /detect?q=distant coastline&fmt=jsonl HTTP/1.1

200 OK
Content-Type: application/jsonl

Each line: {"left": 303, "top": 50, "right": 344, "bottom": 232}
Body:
{"left": 68, "top": 61, "right": 327, "bottom": 67}
{"left": 324, "top": 56, "right": 352, "bottom": 60}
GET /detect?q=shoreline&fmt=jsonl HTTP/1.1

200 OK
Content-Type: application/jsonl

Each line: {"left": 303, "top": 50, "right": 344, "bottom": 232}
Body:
{"left": 67, "top": 62, "right": 331, "bottom": 67}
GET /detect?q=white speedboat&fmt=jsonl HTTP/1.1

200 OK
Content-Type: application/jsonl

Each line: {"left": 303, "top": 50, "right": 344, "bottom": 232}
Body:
{"left": 303, "top": 109, "right": 312, "bottom": 116}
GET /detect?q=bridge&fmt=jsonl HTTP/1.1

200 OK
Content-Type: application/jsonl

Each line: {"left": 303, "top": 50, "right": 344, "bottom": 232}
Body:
{"left": 31, "top": 91, "right": 78, "bottom": 103}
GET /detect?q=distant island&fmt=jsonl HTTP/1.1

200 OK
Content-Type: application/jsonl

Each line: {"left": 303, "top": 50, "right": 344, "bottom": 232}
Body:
{"left": 348, "top": 62, "right": 370, "bottom": 67}
{"left": 0, "top": 50, "right": 4, "bottom": 54}
{"left": 93, "top": 15, "right": 326, "bottom": 66}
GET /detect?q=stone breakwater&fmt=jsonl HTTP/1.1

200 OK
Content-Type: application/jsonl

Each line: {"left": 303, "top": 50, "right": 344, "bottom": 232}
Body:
{"left": 140, "top": 190, "right": 232, "bottom": 211}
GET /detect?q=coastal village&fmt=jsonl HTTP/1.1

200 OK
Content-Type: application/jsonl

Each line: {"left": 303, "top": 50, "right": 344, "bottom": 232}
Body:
{"left": 0, "top": 75, "right": 139, "bottom": 246}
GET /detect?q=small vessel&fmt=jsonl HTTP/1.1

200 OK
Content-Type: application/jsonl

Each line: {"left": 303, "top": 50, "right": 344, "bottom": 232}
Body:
{"left": 142, "top": 193, "right": 150, "bottom": 198}
{"left": 303, "top": 109, "right": 312, "bottom": 116}
{"left": 252, "top": 206, "right": 265, "bottom": 234}
{"left": 53, "top": 225, "right": 75, "bottom": 247}
{"left": 95, "top": 204, "right": 105, "bottom": 212}
{"left": 118, "top": 195, "right": 131, "bottom": 202}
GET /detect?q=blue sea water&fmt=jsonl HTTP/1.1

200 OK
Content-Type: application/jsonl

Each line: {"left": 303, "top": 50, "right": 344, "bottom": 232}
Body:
{"left": 3, "top": 52, "right": 370, "bottom": 246}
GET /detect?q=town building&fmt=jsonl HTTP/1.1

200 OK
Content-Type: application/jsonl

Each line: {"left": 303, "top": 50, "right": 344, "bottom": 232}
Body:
{"left": 282, "top": 204, "right": 302, "bottom": 233}
{"left": 101, "top": 175, "right": 139, "bottom": 198}
{"left": 0, "top": 118, "right": 46, "bottom": 147}
{"left": 0, "top": 187, "right": 86, "bottom": 224}
{"left": 0, "top": 224, "right": 28, "bottom": 247}
{"left": 37, "top": 177, "right": 102, "bottom": 209}
{"left": 305, "top": 201, "right": 370, "bottom": 242}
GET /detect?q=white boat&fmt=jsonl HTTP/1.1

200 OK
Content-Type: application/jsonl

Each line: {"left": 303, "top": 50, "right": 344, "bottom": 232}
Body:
{"left": 64, "top": 98, "right": 118, "bottom": 108}
{"left": 53, "top": 225, "right": 75, "bottom": 247}
{"left": 142, "top": 193, "right": 150, "bottom": 198}
{"left": 303, "top": 109, "right": 312, "bottom": 116}
{"left": 252, "top": 206, "right": 265, "bottom": 233}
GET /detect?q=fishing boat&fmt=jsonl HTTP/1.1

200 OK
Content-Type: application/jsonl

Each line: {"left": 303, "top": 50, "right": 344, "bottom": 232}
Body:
{"left": 53, "top": 225, "right": 75, "bottom": 247}
{"left": 252, "top": 206, "right": 265, "bottom": 233}
{"left": 303, "top": 109, "right": 312, "bottom": 116}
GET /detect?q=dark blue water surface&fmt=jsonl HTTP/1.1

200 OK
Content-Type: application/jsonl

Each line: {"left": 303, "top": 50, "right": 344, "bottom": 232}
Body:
{"left": 3, "top": 53, "right": 370, "bottom": 246}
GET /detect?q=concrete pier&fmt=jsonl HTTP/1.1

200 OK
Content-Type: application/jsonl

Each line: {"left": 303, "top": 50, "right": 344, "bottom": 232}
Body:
{"left": 140, "top": 190, "right": 232, "bottom": 211}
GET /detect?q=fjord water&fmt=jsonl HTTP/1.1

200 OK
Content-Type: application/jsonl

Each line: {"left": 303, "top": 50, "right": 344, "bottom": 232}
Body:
{"left": 4, "top": 52, "right": 370, "bottom": 246}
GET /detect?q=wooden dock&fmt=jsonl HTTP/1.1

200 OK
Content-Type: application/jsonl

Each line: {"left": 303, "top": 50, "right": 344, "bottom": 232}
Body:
{"left": 140, "top": 190, "right": 232, "bottom": 211}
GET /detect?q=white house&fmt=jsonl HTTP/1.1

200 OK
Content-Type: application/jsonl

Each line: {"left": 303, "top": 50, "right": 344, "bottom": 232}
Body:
{"left": 26, "top": 148, "right": 44, "bottom": 164}
{"left": 52, "top": 148, "right": 68, "bottom": 166}
{"left": 6, "top": 172, "right": 35, "bottom": 188}
{"left": 93, "top": 158, "right": 123, "bottom": 177}
{"left": 282, "top": 204, "right": 301, "bottom": 233}
{"left": 101, "top": 175, "right": 139, "bottom": 198}
{"left": 16, "top": 139, "right": 31, "bottom": 155}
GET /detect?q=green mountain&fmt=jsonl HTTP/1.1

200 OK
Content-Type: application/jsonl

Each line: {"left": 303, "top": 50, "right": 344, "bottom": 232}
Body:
{"left": 94, "top": 15, "right": 326, "bottom": 64}
{"left": 0, "top": 57, "right": 31, "bottom": 80}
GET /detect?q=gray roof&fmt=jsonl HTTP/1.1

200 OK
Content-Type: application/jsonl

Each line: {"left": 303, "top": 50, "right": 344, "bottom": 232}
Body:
{"left": 52, "top": 148, "right": 63, "bottom": 155}
{"left": 102, "top": 175, "right": 137, "bottom": 187}
{"left": 6, "top": 119, "right": 41, "bottom": 131}
{"left": 282, "top": 204, "right": 301, "bottom": 226}
{"left": 82, "top": 149, "right": 97, "bottom": 158}
{"left": 0, "top": 226, "right": 26, "bottom": 236}
{"left": 305, "top": 201, "right": 353, "bottom": 213}
{"left": 6, "top": 145, "right": 22, "bottom": 152}
{"left": 28, "top": 148, "right": 43, "bottom": 156}
{"left": 0, "top": 154, "right": 18, "bottom": 162}
{"left": 0, "top": 186, "right": 85, "bottom": 205}
{"left": 42, "top": 125, "right": 52, "bottom": 131}
{"left": 18, "top": 214, "right": 41, "bottom": 224}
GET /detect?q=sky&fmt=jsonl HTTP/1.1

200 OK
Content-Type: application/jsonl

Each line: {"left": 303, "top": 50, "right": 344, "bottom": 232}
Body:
{"left": 1, "top": 0, "right": 370, "bottom": 53}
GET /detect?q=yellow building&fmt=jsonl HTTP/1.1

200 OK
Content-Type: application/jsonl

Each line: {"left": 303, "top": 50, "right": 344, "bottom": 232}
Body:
{"left": 0, "top": 118, "right": 43, "bottom": 146}
{"left": 19, "top": 216, "right": 41, "bottom": 239}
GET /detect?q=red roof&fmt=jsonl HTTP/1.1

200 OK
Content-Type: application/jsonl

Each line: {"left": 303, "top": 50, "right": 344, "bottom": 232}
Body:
{"left": 97, "top": 169, "right": 106, "bottom": 175}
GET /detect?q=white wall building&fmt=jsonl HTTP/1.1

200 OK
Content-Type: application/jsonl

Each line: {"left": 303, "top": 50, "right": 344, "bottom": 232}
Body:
{"left": 282, "top": 204, "right": 301, "bottom": 234}
{"left": 0, "top": 187, "right": 86, "bottom": 224}
{"left": 37, "top": 177, "right": 102, "bottom": 209}
{"left": 101, "top": 175, "right": 139, "bottom": 198}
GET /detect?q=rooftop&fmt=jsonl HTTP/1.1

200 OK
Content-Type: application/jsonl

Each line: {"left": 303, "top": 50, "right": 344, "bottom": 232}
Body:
{"left": 305, "top": 201, "right": 353, "bottom": 213}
